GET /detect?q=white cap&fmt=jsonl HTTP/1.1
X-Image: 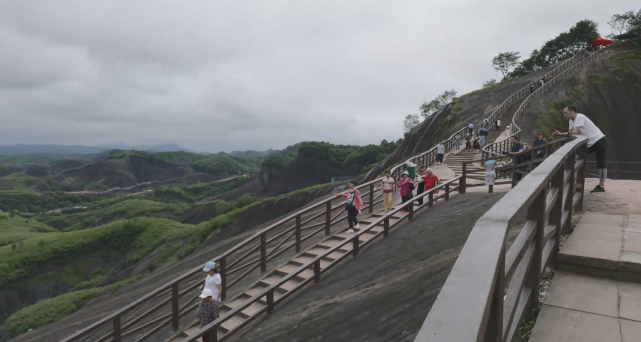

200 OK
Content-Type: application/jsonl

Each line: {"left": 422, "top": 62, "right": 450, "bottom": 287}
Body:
{"left": 402, "top": 171, "right": 409, "bottom": 175}
{"left": 199, "top": 288, "right": 213, "bottom": 298}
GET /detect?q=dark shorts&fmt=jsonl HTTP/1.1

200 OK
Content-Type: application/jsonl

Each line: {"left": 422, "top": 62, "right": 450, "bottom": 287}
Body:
{"left": 587, "top": 137, "right": 608, "bottom": 169}
{"left": 437, "top": 153, "right": 444, "bottom": 163}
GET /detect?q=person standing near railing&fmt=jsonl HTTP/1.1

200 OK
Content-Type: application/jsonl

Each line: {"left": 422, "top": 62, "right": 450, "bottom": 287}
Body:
{"left": 196, "top": 261, "right": 222, "bottom": 340}
{"left": 468, "top": 122, "right": 474, "bottom": 136}
{"left": 529, "top": 129, "right": 547, "bottom": 168}
{"left": 423, "top": 168, "right": 440, "bottom": 199}
{"left": 198, "top": 288, "right": 219, "bottom": 342}
{"left": 455, "top": 133, "right": 461, "bottom": 150}
{"left": 465, "top": 135, "right": 472, "bottom": 151}
{"left": 436, "top": 141, "right": 445, "bottom": 165}
{"left": 398, "top": 171, "right": 415, "bottom": 213}
{"left": 473, "top": 134, "right": 481, "bottom": 153}
{"left": 381, "top": 171, "right": 396, "bottom": 212}
{"left": 508, "top": 136, "right": 526, "bottom": 181}
{"left": 553, "top": 106, "right": 608, "bottom": 193}
{"left": 342, "top": 182, "right": 362, "bottom": 232}
{"left": 495, "top": 118, "right": 501, "bottom": 132}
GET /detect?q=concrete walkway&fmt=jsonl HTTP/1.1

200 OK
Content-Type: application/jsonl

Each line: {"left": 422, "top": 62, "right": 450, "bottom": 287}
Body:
{"left": 530, "top": 179, "right": 641, "bottom": 342}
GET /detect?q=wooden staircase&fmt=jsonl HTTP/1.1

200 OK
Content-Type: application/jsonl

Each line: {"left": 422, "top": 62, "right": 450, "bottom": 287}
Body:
{"left": 167, "top": 208, "right": 409, "bottom": 342}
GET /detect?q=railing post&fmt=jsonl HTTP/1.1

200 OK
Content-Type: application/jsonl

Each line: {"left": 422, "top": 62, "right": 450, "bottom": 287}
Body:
{"left": 383, "top": 217, "right": 389, "bottom": 237}
{"left": 369, "top": 183, "right": 374, "bottom": 213}
{"left": 484, "top": 244, "right": 505, "bottom": 342}
{"left": 575, "top": 143, "right": 587, "bottom": 213}
{"left": 325, "top": 201, "right": 331, "bottom": 235}
{"left": 527, "top": 190, "right": 546, "bottom": 313}
{"left": 219, "top": 257, "right": 227, "bottom": 300}
{"left": 428, "top": 192, "right": 434, "bottom": 208}
{"left": 460, "top": 163, "right": 467, "bottom": 194}
{"left": 267, "top": 290, "right": 274, "bottom": 313}
{"left": 408, "top": 200, "right": 414, "bottom": 220}
{"left": 563, "top": 147, "right": 576, "bottom": 235}
{"left": 511, "top": 156, "right": 518, "bottom": 188}
{"left": 260, "top": 233, "right": 267, "bottom": 273}
{"left": 113, "top": 315, "right": 122, "bottom": 342}
{"left": 550, "top": 165, "right": 564, "bottom": 267}
{"left": 171, "top": 283, "right": 179, "bottom": 331}
{"left": 352, "top": 237, "right": 359, "bottom": 257}
{"left": 488, "top": 184, "right": 493, "bottom": 193}
{"left": 295, "top": 214, "right": 302, "bottom": 252}
{"left": 314, "top": 260, "right": 321, "bottom": 283}
{"left": 445, "top": 183, "right": 450, "bottom": 200}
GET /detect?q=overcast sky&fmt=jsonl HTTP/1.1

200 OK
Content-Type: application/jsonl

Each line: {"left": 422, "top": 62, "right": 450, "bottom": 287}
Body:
{"left": 0, "top": 1, "right": 637, "bottom": 153}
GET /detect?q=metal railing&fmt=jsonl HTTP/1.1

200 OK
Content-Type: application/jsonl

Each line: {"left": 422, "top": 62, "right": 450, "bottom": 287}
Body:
{"left": 482, "top": 47, "right": 611, "bottom": 158}
{"left": 414, "top": 136, "right": 588, "bottom": 342}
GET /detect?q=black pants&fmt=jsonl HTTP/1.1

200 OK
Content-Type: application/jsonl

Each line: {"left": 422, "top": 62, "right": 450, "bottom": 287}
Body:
{"left": 465, "top": 142, "right": 471, "bottom": 150}
{"left": 587, "top": 137, "right": 609, "bottom": 169}
{"left": 437, "top": 153, "right": 444, "bottom": 163}
{"left": 416, "top": 183, "right": 425, "bottom": 205}
{"left": 468, "top": 128, "right": 473, "bottom": 135}
{"left": 401, "top": 193, "right": 413, "bottom": 205}
{"left": 346, "top": 207, "right": 358, "bottom": 228}
{"left": 496, "top": 125, "right": 500, "bottom": 132}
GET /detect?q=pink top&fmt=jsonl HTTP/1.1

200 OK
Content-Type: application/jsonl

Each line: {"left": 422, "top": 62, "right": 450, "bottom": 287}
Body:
{"left": 342, "top": 189, "right": 363, "bottom": 211}
{"left": 398, "top": 178, "right": 415, "bottom": 197}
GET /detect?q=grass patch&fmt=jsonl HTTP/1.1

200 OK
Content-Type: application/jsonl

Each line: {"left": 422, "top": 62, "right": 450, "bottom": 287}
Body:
{"left": 460, "top": 78, "right": 516, "bottom": 98}
{"left": 0, "top": 172, "right": 39, "bottom": 195}
{"left": 4, "top": 274, "right": 146, "bottom": 336}
{"left": 0, "top": 213, "right": 58, "bottom": 247}
{"left": 609, "top": 47, "right": 641, "bottom": 76}
{"left": 98, "top": 199, "right": 191, "bottom": 222}
{"left": 586, "top": 74, "right": 608, "bottom": 88}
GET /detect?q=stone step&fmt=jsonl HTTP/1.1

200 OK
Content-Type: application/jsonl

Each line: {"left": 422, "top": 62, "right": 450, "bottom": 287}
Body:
{"left": 558, "top": 212, "right": 641, "bottom": 283}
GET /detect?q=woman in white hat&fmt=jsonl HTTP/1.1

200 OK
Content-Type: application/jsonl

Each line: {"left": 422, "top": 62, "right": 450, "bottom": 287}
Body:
{"left": 397, "top": 170, "right": 415, "bottom": 213}
{"left": 196, "top": 262, "right": 222, "bottom": 321}
{"left": 198, "top": 288, "right": 220, "bottom": 342}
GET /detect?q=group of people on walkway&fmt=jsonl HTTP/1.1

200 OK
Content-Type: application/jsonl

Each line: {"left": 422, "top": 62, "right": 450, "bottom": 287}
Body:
{"left": 341, "top": 167, "right": 441, "bottom": 230}
{"left": 196, "top": 261, "right": 222, "bottom": 342}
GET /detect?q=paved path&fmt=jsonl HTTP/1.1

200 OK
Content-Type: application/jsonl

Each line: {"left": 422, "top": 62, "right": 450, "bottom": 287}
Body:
{"left": 530, "top": 180, "right": 641, "bottom": 342}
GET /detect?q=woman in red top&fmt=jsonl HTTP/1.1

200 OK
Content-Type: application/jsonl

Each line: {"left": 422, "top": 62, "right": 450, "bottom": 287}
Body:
{"left": 423, "top": 168, "right": 440, "bottom": 201}
{"left": 342, "top": 182, "right": 363, "bottom": 233}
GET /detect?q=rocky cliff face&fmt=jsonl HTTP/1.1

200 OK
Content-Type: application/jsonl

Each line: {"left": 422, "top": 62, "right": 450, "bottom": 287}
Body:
{"left": 516, "top": 48, "right": 641, "bottom": 168}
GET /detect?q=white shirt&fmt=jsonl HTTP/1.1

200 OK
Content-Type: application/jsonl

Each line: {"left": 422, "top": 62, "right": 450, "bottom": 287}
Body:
{"left": 497, "top": 119, "right": 501, "bottom": 126}
{"left": 569, "top": 113, "right": 605, "bottom": 147}
{"left": 437, "top": 144, "right": 445, "bottom": 154}
{"left": 204, "top": 273, "right": 222, "bottom": 299}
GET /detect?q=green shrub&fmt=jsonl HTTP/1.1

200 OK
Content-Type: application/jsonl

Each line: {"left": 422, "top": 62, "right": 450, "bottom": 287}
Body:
{"left": 262, "top": 153, "right": 296, "bottom": 170}
{"left": 4, "top": 275, "right": 145, "bottom": 336}
{"left": 537, "top": 85, "right": 584, "bottom": 141}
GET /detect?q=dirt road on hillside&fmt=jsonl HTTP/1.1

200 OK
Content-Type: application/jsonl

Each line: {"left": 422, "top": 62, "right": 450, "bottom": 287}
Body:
{"left": 227, "top": 192, "right": 505, "bottom": 342}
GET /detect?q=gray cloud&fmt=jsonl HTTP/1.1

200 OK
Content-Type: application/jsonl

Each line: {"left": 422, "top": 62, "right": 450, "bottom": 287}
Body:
{"left": 0, "top": 0, "right": 637, "bottom": 152}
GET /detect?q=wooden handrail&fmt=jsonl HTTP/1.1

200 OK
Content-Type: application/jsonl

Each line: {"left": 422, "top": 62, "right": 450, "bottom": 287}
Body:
{"left": 414, "top": 136, "right": 587, "bottom": 342}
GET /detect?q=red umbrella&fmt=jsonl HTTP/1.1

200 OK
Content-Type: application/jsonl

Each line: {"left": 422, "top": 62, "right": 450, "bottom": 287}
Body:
{"left": 588, "top": 36, "right": 614, "bottom": 46}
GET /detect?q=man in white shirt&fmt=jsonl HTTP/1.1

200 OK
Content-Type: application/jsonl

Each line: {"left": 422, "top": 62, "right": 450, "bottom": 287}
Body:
{"left": 436, "top": 141, "right": 446, "bottom": 165}
{"left": 553, "top": 106, "right": 608, "bottom": 193}
{"left": 496, "top": 119, "right": 501, "bottom": 132}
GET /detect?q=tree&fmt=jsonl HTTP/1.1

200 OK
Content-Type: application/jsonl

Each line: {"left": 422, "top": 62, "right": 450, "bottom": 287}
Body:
{"left": 608, "top": 10, "right": 635, "bottom": 35}
{"left": 483, "top": 79, "right": 497, "bottom": 88}
{"left": 492, "top": 52, "right": 521, "bottom": 77}
{"left": 419, "top": 89, "right": 457, "bottom": 118}
{"left": 403, "top": 114, "right": 420, "bottom": 134}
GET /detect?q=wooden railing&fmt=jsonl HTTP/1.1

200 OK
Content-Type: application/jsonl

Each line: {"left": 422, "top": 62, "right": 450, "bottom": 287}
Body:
{"left": 58, "top": 131, "right": 460, "bottom": 342}
{"left": 414, "top": 135, "right": 587, "bottom": 342}
{"left": 459, "top": 138, "right": 570, "bottom": 193}
{"left": 482, "top": 47, "right": 611, "bottom": 159}
{"left": 182, "top": 176, "right": 462, "bottom": 342}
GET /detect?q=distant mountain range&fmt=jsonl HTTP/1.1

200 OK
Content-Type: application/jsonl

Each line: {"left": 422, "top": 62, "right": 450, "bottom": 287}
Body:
{"left": 0, "top": 143, "right": 192, "bottom": 156}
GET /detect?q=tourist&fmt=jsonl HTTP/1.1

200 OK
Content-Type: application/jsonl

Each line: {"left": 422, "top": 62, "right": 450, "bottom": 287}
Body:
{"left": 483, "top": 117, "right": 489, "bottom": 128}
{"left": 553, "top": 106, "right": 608, "bottom": 192}
{"left": 585, "top": 50, "right": 591, "bottom": 59}
{"left": 423, "top": 168, "right": 440, "bottom": 202}
{"left": 198, "top": 288, "right": 220, "bottom": 342}
{"left": 455, "top": 133, "right": 461, "bottom": 150}
{"left": 468, "top": 122, "right": 474, "bottom": 136}
{"left": 415, "top": 166, "right": 427, "bottom": 205}
{"left": 508, "top": 136, "right": 526, "bottom": 181}
{"left": 465, "top": 135, "right": 472, "bottom": 151}
{"left": 496, "top": 118, "right": 501, "bottom": 132}
{"left": 473, "top": 134, "right": 481, "bottom": 153}
{"left": 479, "top": 128, "right": 489, "bottom": 146}
{"left": 342, "top": 182, "right": 362, "bottom": 232}
{"left": 197, "top": 262, "right": 221, "bottom": 326}
{"left": 531, "top": 129, "right": 547, "bottom": 164}
{"left": 397, "top": 171, "right": 415, "bottom": 213}
{"left": 436, "top": 141, "right": 445, "bottom": 165}
{"left": 530, "top": 85, "right": 534, "bottom": 94}
{"left": 381, "top": 171, "right": 395, "bottom": 212}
